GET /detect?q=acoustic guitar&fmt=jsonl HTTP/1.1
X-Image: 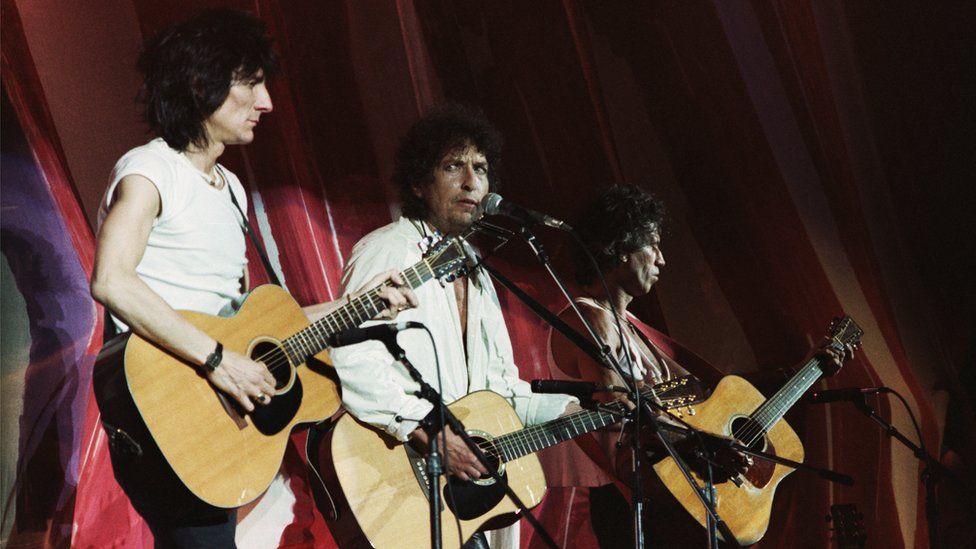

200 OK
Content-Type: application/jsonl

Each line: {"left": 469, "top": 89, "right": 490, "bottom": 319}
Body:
{"left": 309, "top": 376, "right": 706, "bottom": 548}
{"left": 93, "top": 236, "right": 472, "bottom": 508}
{"left": 653, "top": 316, "right": 863, "bottom": 545}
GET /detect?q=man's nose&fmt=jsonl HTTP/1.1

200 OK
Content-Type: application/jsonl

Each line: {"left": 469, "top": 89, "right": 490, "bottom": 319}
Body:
{"left": 255, "top": 84, "right": 273, "bottom": 112}
{"left": 460, "top": 164, "right": 481, "bottom": 190}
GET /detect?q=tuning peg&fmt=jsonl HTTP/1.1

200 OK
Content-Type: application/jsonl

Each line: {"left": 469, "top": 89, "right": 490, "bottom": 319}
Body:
{"left": 418, "top": 236, "right": 435, "bottom": 254}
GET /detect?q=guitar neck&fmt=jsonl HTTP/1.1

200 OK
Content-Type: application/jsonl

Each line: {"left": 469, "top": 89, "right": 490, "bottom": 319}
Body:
{"left": 488, "top": 379, "right": 703, "bottom": 462}
{"left": 749, "top": 358, "right": 824, "bottom": 436}
{"left": 490, "top": 403, "right": 626, "bottom": 463}
{"left": 281, "top": 261, "right": 435, "bottom": 365}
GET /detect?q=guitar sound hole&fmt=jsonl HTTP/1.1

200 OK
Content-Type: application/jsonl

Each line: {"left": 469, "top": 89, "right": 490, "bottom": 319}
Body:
{"left": 467, "top": 436, "right": 503, "bottom": 482}
{"left": 444, "top": 435, "right": 507, "bottom": 521}
{"left": 250, "top": 340, "right": 291, "bottom": 391}
{"left": 729, "top": 416, "right": 767, "bottom": 452}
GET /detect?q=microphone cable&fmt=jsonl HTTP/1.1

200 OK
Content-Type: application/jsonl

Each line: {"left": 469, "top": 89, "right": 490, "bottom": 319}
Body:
{"left": 417, "top": 324, "right": 465, "bottom": 545}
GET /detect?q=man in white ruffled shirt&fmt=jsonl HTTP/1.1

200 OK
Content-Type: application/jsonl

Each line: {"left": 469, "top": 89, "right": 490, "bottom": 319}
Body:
{"left": 330, "top": 104, "right": 580, "bottom": 548}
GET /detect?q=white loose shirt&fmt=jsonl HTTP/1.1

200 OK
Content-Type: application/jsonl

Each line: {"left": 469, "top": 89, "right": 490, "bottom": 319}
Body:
{"left": 330, "top": 217, "right": 575, "bottom": 441}
{"left": 97, "top": 138, "right": 249, "bottom": 331}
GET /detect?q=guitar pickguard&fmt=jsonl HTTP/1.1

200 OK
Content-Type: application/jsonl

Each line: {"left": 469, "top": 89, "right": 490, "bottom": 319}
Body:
{"left": 403, "top": 434, "right": 508, "bottom": 521}
{"left": 250, "top": 377, "right": 303, "bottom": 435}
{"left": 444, "top": 472, "right": 508, "bottom": 521}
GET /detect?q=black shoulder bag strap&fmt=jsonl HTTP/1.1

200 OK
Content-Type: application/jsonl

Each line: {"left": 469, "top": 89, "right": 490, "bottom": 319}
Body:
{"left": 224, "top": 174, "right": 283, "bottom": 287}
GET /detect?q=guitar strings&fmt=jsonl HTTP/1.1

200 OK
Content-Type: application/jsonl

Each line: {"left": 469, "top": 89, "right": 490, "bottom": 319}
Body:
{"left": 246, "top": 279, "right": 399, "bottom": 375}
{"left": 732, "top": 327, "right": 858, "bottom": 446}
{"left": 475, "top": 406, "right": 617, "bottom": 462}
{"left": 233, "top": 288, "right": 385, "bottom": 387}
{"left": 473, "top": 383, "right": 683, "bottom": 462}
{"left": 237, "top": 255, "right": 444, "bottom": 391}
{"left": 732, "top": 358, "right": 823, "bottom": 447}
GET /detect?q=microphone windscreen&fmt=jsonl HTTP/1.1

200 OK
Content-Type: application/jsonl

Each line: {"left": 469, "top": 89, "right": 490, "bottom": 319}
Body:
{"left": 482, "top": 193, "right": 503, "bottom": 215}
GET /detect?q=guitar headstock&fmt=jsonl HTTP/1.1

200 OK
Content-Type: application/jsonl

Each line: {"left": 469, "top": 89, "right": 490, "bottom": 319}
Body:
{"left": 828, "top": 316, "right": 864, "bottom": 350}
{"left": 422, "top": 236, "right": 473, "bottom": 283}
{"left": 649, "top": 375, "right": 708, "bottom": 414}
{"left": 827, "top": 503, "right": 866, "bottom": 549}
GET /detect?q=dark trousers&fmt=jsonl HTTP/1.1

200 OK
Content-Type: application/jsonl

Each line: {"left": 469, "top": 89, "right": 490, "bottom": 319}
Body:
{"left": 106, "top": 423, "right": 237, "bottom": 549}
{"left": 589, "top": 482, "right": 723, "bottom": 549}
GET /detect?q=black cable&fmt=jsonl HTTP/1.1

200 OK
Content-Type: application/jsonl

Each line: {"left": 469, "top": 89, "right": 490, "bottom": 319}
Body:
{"left": 419, "top": 324, "right": 465, "bottom": 544}
{"left": 567, "top": 230, "right": 643, "bottom": 390}
{"left": 567, "top": 229, "right": 648, "bottom": 546}
{"left": 887, "top": 388, "right": 926, "bottom": 452}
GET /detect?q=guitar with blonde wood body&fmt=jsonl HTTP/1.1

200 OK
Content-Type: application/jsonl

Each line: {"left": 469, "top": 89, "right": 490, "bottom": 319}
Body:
{"left": 93, "top": 236, "right": 472, "bottom": 508}
{"left": 309, "top": 376, "right": 706, "bottom": 548}
{"left": 653, "top": 316, "right": 863, "bottom": 545}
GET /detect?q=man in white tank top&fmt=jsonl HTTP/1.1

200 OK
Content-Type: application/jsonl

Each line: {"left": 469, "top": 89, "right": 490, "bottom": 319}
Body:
{"left": 91, "top": 10, "right": 415, "bottom": 547}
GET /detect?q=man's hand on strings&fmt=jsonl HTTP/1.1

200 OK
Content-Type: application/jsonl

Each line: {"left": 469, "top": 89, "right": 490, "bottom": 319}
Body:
{"left": 205, "top": 349, "right": 276, "bottom": 412}
{"left": 676, "top": 434, "right": 753, "bottom": 484}
{"left": 410, "top": 426, "right": 489, "bottom": 482}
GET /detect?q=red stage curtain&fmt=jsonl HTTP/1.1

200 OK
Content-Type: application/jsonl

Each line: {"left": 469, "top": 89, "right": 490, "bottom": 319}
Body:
{"left": 3, "top": 0, "right": 971, "bottom": 547}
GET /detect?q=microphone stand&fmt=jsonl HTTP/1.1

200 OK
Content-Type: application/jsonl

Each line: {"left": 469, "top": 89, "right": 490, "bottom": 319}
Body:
{"left": 636, "top": 400, "right": 739, "bottom": 547}
{"left": 849, "top": 396, "right": 947, "bottom": 549}
{"left": 378, "top": 335, "right": 559, "bottom": 549}
{"left": 506, "top": 225, "right": 737, "bottom": 549}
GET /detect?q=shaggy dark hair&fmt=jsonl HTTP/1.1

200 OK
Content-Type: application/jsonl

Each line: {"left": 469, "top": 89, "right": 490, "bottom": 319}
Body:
{"left": 393, "top": 104, "right": 503, "bottom": 220}
{"left": 574, "top": 184, "right": 667, "bottom": 285}
{"left": 137, "top": 9, "right": 279, "bottom": 151}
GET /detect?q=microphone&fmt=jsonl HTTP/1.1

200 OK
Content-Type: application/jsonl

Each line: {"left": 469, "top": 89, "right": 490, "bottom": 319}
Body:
{"left": 482, "top": 193, "right": 572, "bottom": 231}
{"left": 530, "top": 379, "right": 628, "bottom": 397}
{"left": 327, "top": 321, "right": 423, "bottom": 348}
{"left": 809, "top": 387, "right": 888, "bottom": 404}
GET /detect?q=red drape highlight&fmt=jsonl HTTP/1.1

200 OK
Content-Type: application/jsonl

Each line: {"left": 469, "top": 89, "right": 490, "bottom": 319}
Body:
{"left": 3, "top": 0, "right": 971, "bottom": 547}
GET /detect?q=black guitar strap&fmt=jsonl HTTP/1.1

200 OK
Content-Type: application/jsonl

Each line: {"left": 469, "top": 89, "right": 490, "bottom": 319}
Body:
{"left": 225, "top": 173, "right": 283, "bottom": 287}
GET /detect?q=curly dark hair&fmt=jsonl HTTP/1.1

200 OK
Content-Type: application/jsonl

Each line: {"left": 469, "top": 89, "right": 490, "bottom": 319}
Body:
{"left": 137, "top": 9, "right": 279, "bottom": 151}
{"left": 393, "top": 103, "right": 503, "bottom": 220}
{"left": 574, "top": 184, "right": 667, "bottom": 285}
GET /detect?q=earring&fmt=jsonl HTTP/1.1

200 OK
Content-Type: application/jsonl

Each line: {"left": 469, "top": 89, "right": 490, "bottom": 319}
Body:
{"left": 620, "top": 256, "right": 628, "bottom": 263}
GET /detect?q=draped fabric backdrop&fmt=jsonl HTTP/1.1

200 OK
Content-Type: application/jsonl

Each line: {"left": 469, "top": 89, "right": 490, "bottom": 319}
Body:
{"left": 2, "top": 1, "right": 972, "bottom": 547}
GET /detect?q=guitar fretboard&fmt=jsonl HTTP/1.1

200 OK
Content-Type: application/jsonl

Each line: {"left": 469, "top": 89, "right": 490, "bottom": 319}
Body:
{"left": 490, "top": 403, "right": 625, "bottom": 462}
{"left": 280, "top": 260, "right": 435, "bottom": 365}
{"left": 744, "top": 359, "right": 824, "bottom": 444}
{"left": 740, "top": 317, "right": 862, "bottom": 446}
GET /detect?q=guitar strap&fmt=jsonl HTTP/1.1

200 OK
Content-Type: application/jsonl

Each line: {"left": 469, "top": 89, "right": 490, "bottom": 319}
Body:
{"left": 103, "top": 175, "right": 281, "bottom": 339}
{"left": 225, "top": 174, "right": 283, "bottom": 287}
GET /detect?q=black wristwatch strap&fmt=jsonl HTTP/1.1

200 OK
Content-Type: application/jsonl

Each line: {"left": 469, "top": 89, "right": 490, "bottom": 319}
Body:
{"left": 203, "top": 342, "right": 223, "bottom": 372}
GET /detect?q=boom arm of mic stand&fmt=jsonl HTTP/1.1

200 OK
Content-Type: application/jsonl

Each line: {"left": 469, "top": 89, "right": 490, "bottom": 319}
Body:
{"left": 382, "top": 337, "right": 560, "bottom": 549}
{"left": 652, "top": 422, "right": 855, "bottom": 486}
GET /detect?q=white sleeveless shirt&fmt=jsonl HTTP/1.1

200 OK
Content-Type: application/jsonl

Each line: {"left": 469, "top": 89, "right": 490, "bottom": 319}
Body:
{"left": 97, "top": 138, "right": 249, "bottom": 331}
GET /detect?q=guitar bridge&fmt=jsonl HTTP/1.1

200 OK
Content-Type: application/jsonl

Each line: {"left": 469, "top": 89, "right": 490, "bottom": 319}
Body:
{"left": 404, "top": 444, "right": 444, "bottom": 511}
